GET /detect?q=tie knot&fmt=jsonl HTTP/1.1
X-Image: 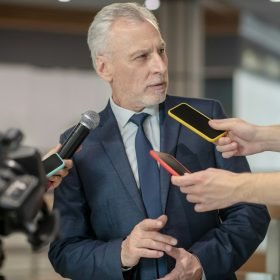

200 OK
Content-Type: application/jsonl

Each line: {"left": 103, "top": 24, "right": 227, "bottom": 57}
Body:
{"left": 130, "top": 113, "right": 150, "bottom": 127}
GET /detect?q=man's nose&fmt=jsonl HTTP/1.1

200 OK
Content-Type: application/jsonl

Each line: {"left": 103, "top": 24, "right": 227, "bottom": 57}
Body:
{"left": 150, "top": 53, "right": 167, "bottom": 74}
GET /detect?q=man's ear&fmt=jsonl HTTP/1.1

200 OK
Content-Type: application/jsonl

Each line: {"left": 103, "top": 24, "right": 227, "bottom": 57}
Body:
{"left": 95, "top": 55, "right": 113, "bottom": 82}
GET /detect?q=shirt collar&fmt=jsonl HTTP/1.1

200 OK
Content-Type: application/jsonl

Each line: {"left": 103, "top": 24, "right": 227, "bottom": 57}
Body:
{"left": 110, "top": 97, "right": 159, "bottom": 128}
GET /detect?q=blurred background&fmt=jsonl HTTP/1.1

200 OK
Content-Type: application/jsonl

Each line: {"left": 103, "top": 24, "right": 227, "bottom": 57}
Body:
{"left": 1, "top": 0, "right": 280, "bottom": 279}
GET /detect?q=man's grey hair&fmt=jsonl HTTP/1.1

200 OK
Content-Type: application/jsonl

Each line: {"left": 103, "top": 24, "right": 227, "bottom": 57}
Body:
{"left": 87, "top": 2, "right": 159, "bottom": 70}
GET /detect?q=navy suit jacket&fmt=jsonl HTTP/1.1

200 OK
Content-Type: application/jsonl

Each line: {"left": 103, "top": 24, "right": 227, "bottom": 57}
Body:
{"left": 49, "top": 95, "right": 270, "bottom": 280}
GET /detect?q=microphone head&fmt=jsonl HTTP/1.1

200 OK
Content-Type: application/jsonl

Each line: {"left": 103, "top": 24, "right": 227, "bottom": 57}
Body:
{"left": 80, "top": 110, "right": 100, "bottom": 130}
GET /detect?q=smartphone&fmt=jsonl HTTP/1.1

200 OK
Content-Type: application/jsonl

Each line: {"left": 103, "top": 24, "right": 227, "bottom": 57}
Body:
{"left": 42, "top": 153, "right": 65, "bottom": 178}
{"left": 168, "top": 103, "right": 226, "bottom": 142}
{"left": 149, "top": 150, "right": 190, "bottom": 176}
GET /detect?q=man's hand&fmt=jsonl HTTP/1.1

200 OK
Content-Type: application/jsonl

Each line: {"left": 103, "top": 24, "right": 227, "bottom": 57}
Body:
{"left": 43, "top": 144, "right": 73, "bottom": 190}
{"left": 121, "top": 215, "right": 177, "bottom": 268}
{"left": 158, "top": 248, "right": 202, "bottom": 280}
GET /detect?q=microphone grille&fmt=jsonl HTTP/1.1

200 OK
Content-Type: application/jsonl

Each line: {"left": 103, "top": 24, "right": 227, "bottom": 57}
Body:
{"left": 81, "top": 110, "right": 100, "bottom": 130}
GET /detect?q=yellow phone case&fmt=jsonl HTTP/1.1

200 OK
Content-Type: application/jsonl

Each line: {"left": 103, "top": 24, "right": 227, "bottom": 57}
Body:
{"left": 168, "top": 103, "right": 226, "bottom": 143}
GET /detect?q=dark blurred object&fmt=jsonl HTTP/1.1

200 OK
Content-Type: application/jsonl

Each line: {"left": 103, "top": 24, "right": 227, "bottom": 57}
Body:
{"left": 0, "top": 128, "right": 59, "bottom": 274}
{"left": 0, "top": 240, "right": 4, "bottom": 269}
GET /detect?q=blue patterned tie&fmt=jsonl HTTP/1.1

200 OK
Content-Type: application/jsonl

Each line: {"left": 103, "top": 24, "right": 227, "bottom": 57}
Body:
{"left": 130, "top": 113, "right": 168, "bottom": 278}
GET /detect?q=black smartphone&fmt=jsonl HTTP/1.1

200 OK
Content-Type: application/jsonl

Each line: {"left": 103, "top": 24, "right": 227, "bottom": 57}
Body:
{"left": 168, "top": 103, "right": 226, "bottom": 142}
{"left": 150, "top": 150, "right": 190, "bottom": 176}
{"left": 42, "top": 153, "right": 65, "bottom": 178}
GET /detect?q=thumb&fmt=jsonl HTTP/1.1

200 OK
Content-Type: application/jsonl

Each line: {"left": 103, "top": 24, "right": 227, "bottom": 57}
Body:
{"left": 209, "top": 118, "right": 234, "bottom": 131}
{"left": 165, "top": 247, "right": 180, "bottom": 260}
{"left": 42, "top": 144, "right": 62, "bottom": 160}
{"left": 157, "top": 215, "right": 168, "bottom": 226}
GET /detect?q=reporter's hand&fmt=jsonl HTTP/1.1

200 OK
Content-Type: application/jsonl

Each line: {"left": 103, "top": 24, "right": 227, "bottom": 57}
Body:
{"left": 43, "top": 144, "right": 73, "bottom": 190}
{"left": 209, "top": 118, "right": 261, "bottom": 158}
{"left": 171, "top": 169, "right": 244, "bottom": 212}
{"left": 158, "top": 247, "right": 202, "bottom": 280}
{"left": 121, "top": 215, "right": 177, "bottom": 268}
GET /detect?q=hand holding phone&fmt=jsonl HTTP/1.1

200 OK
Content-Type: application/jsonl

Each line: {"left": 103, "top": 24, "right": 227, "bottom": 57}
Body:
{"left": 42, "top": 153, "right": 65, "bottom": 178}
{"left": 168, "top": 102, "right": 226, "bottom": 142}
{"left": 150, "top": 150, "right": 190, "bottom": 176}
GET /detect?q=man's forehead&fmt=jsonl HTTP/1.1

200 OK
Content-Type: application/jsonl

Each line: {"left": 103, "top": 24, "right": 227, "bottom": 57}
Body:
{"left": 111, "top": 17, "right": 159, "bottom": 33}
{"left": 112, "top": 20, "right": 162, "bottom": 41}
{"left": 105, "top": 18, "right": 165, "bottom": 55}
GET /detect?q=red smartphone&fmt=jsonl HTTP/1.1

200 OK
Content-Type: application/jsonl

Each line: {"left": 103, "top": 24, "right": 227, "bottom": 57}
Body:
{"left": 149, "top": 150, "right": 191, "bottom": 176}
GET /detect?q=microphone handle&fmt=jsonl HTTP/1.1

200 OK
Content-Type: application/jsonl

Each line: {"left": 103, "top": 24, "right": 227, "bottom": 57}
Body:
{"left": 58, "top": 123, "right": 89, "bottom": 159}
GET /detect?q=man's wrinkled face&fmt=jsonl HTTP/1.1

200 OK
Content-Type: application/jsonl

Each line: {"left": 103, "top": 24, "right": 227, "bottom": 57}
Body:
{"left": 97, "top": 18, "right": 169, "bottom": 112}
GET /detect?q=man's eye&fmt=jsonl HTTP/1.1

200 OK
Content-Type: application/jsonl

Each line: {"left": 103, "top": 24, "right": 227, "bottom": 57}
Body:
{"left": 159, "top": 48, "right": 165, "bottom": 55}
{"left": 136, "top": 54, "right": 147, "bottom": 60}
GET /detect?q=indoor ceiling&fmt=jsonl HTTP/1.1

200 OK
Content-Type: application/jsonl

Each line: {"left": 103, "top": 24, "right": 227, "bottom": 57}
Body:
{"left": 0, "top": 0, "right": 141, "bottom": 10}
{"left": 0, "top": 0, "right": 280, "bottom": 26}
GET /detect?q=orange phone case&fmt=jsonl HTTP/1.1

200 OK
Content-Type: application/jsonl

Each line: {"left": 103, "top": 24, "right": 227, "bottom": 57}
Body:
{"left": 150, "top": 150, "right": 190, "bottom": 176}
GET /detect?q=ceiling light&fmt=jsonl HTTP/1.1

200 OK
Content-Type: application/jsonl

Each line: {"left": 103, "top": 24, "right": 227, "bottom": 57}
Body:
{"left": 58, "top": 0, "right": 71, "bottom": 3}
{"left": 144, "top": 0, "right": 161, "bottom": 11}
{"left": 270, "top": 0, "right": 280, "bottom": 2}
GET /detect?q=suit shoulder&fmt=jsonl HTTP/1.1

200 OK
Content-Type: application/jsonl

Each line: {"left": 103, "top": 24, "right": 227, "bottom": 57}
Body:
{"left": 166, "top": 95, "right": 222, "bottom": 108}
{"left": 165, "top": 95, "right": 226, "bottom": 118}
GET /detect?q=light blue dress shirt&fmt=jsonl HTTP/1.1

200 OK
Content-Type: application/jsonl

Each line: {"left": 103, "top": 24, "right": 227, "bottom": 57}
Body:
{"left": 110, "top": 97, "right": 160, "bottom": 188}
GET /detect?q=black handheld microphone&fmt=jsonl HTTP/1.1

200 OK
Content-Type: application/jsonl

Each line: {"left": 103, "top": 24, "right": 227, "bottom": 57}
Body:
{"left": 58, "top": 110, "right": 100, "bottom": 159}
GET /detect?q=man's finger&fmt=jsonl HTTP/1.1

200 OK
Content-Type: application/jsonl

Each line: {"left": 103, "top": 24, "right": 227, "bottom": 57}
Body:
{"left": 138, "top": 215, "right": 167, "bottom": 231}
{"left": 164, "top": 247, "right": 180, "bottom": 259}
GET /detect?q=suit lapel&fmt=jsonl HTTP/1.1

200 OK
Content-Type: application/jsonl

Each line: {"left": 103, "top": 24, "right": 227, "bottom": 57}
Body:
{"left": 97, "top": 103, "right": 146, "bottom": 215}
{"left": 96, "top": 98, "right": 181, "bottom": 216}
{"left": 159, "top": 97, "right": 181, "bottom": 212}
